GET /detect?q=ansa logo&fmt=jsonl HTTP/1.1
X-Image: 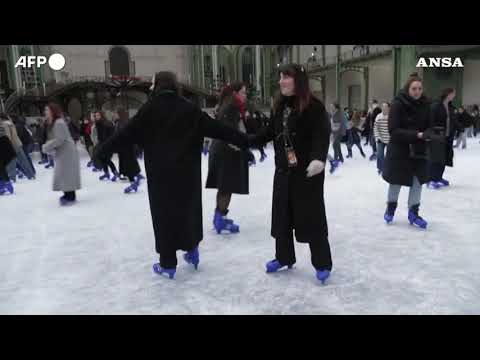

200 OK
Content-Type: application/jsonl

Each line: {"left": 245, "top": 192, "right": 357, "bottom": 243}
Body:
{"left": 416, "top": 57, "right": 464, "bottom": 68}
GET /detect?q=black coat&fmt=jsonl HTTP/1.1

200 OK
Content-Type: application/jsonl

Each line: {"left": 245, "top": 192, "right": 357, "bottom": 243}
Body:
{"left": 430, "top": 100, "right": 457, "bottom": 167}
{"left": 457, "top": 112, "right": 473, "bottom": 130}
{"left": 206, "top": 101, "right": 250, "bottom": 194}
{"left": 382, "top": 91, "right": 432, "bottom": 187}
{"left": 253, "top": 97, "right": 331, "bottom": 243}
{"left": 95, "top": 91, "right": 249, "bottom": 254}
{"left": 0, "top": 135, "right": 16, "bottom": 167}
{"left": 115, "top": 120, "right": 141, "bottom": 178}
{"left": 95, "top": 119, "right": 115, "bottom": 144}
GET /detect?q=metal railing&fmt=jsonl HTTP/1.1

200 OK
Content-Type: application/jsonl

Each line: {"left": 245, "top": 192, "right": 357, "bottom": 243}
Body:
{"left": 305, "top": 45, "right": 393, "bottom": 70}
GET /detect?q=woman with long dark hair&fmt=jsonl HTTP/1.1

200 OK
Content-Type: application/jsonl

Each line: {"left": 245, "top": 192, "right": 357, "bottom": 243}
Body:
{"left": 206, "top": 82, "right": 253, "bottom": 234}
{"left": 42, "top": 102, "right": 81, "bottom": 205}
{"left": 250, "top": 63, "right": 333, "bottom": 284}
{"left": 382, "top": 73, "right": 440, "bottom": 228}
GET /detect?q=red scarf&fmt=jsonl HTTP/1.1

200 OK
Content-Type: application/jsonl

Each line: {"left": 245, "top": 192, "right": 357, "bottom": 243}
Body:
{"left": 234, "top": 94, "right": 246, "bottom": 120}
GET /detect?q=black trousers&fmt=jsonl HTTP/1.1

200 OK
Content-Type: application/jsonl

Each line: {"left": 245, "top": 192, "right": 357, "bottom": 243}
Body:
{"left": 275, "top": 185, "right": 332, "bottom": 271}
{"left": 333, "top": 137, "right": 343, "bottom": 162}
{"left": 103, "top": 158, "right": 118, "bottom": 175}
{"left": 429, "top": 162, "right": 445, "bottom": 182}
{"left": 275, "top": 231, "right": 332, "bottom": 271}
{"left": 0, "top": 166, "right": 9, "bottom": 181}
{"left": 63, "top": 191, "right": 76, "bottom": 201}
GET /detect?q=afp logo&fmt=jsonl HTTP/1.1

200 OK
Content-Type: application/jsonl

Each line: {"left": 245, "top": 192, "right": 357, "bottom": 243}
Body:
{"left": 15, "top": 53, "right": 66, "bottom": 71}
{"left": 416, "top": 57, "right": 464, "bottom": 68}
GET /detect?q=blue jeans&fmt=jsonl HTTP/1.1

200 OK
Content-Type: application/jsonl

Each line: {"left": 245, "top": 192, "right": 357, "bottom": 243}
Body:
{"left": 15, "top": 148, "right": 36, "bottom": 178}
{"left": 387, "top": 176, "right": 423, "bottom": 208}
{"left": 376, "top": 141, "right": 387, "bottom": 172}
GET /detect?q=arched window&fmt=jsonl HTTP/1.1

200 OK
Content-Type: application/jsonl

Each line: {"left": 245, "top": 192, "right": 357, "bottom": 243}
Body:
{"left": 108, "top": 46, "right": 130, "bottom": 77}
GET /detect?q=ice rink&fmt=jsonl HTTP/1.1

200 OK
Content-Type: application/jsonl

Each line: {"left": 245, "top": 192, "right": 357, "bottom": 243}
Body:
{"left": 1, "top": 140, "right": 479, "bottom": 314}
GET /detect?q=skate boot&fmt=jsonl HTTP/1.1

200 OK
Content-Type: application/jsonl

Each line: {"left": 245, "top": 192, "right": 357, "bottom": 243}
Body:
{"left": 329, "top": 159, "right": 339, "bottom": 174}
{"left": 136, "top": 174, "right": 145, "bottom": 181}
{"left": 118, "top": 174, "right": 128, "bottom": 181}
{"left": 265, "top": 259, "right": 293, "bottom": 273}
{"left": 427, "top": 181, "right": 442, "bottom": 189}
{"left": 45, "top": 158, "right": 54, "bottom": 169}
{"left": 152, "top": 263, "right": 176, "bottom": 279}
{"left": 92, "top": 167, "right": 100, "bottom": 172}
{"left": 99, "top": 172, "right": 110, "bottom": 181}
{"left": 369, "top": 153, "right": 377, "bottom": 161}
{"left": 259, "top": 152, "right": 267, "bottom": 162}
{"left": 124, "top": 180, "right": 139, "bottom": 194}
{"left": 316, "top": 269, "right": 331, "bottom": 284}
{"left": 213, "top": 209, "right": 239, "bottom": 234}
{"left": 183, "top": 246, "right": 200, "bottom": 270}
{"left": 59, "top": 196, "right": 76, "bottom": 206}
{"left": 87, "top": 160, "right": 93, "bottom": 168}
{"left": 0, "top": 181, "right": 14, "bottom": 195}
{"left": 408, "top": 204, "right": 428, "bottom": 229}
{"left": 110, "top": 171, "right": 120, "bottom": 182}
{"left": 438, "top": 178, "right": 450, "bottom": 187}
{"left": 384, "top": 202, "right": 397, "bottom": 224}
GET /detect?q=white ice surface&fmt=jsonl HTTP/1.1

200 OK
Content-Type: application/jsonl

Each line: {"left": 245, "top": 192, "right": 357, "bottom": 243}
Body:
{"left": 1, "top": 140, "right": 480, "bottom": 314}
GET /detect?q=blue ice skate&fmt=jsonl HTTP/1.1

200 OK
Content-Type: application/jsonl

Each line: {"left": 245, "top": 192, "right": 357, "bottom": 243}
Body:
{"left": 427, "top": 181, "right": 443, "bottom": 189}
{"left": 110, "top": 172, "right": 120, "bottom": 182}
{"left": 183, "top": 246, "right": 200, "bottom": 270}
{"left": 438, "top": 178, "right": 450, "bottom": 187}
{"left": 87, "top": 160, "right": 93, "bottom": 168}
{"left": 329, "top": 159, "right": 339, "bottom": 174}
{"left": 266, "top": 259, "right": 293, "bottom": 273}
{"left": 152, "top": 263, "right": 176, "bottom": 279}
{"left": 0, "top": 181, "right": 14, "bottom": 195}
{"left": 384, "top": 202, "right": 397, "bottom": 224}
{"left": 408, "top": 205, "right": 428, "bottom": 229}
{"left": 213, "top": 209, "right": 239, "bottom": 234}
{"left": 124, "top": 180, "right": 139, "bottom": 194}
{"left": 59, "top": 196, "right": 76, "bottom": 206}
{"left": 99, "top": 172, "right": 110, "bottom": 181}
{"left": 316, "top": 269, "right": 331, "bottom": 284}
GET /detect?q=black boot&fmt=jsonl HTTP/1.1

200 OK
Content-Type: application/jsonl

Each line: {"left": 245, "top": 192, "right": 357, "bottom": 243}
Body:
{"left": 384, "top": 202, "right": 397, "bottom": 224}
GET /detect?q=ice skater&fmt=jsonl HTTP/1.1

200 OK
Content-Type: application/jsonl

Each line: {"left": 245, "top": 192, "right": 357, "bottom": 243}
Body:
{"left": 113, "top": 107, "right": 143, "bottom": 194}
{"left": 206, "top": 83, "right": 253, "bottom": 234}
{"left": 373, "top": 102, "right": 390, "bottom": 175}
{"left": 428, "top": 88, "right": 457, "bottom": 189}
{"left": 42, "top": 102, "right": 81, "bottom": 206}
{"left": 0, "top": 120, "right": 16, "bottom": 195}
{"left": 93, "top": 111, "right": 119, "bottom": 181}
{"left": 250, "top": 64, "right": 333, "bottom": 284}
{"left": 94, "top": 71, "right": 250, "bottom": 280}
{"left": 382, "top": 73, "right": 442, "bottom": 228}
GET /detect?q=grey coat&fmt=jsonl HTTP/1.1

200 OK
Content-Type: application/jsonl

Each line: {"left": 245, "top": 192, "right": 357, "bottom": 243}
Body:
{"left": 42, "top": 118, "right": 81, "bottom": 192}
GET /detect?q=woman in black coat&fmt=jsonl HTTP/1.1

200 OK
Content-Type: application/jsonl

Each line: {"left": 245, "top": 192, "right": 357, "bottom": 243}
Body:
{"left": 428, "top": 88, "right": 458, "bottom": 188}
{"left": 94, "top": 71, "right": 249, "bottom": 279}
{"left": 206, "top": 82, "right": 252, "bottom": 234}
{"left": 250, "top": 64, "right": 332, "bottom": 284}
{"left": 114, "top": 107, "right": 142, "bottom": 193}
{"left": 382, "top": 73, "right": 439, "bottom": 229}
{"left": 94, "top": 111, "right": 119, "bottom": 181}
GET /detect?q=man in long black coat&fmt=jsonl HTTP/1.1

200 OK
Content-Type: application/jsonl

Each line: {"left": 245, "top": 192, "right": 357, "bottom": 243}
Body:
{"left": 94, "top": 72, "right": 249, "bottom": 278}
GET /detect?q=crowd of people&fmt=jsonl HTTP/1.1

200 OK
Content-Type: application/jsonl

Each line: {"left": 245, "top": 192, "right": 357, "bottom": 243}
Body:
{"left": 1, "top": 66, "right": 477, "bottom": 285}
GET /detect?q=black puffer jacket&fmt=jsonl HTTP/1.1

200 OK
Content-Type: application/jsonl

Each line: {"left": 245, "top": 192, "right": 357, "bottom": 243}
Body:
{"left": 382, "top": 90, "right": 432, "bottom": 186}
